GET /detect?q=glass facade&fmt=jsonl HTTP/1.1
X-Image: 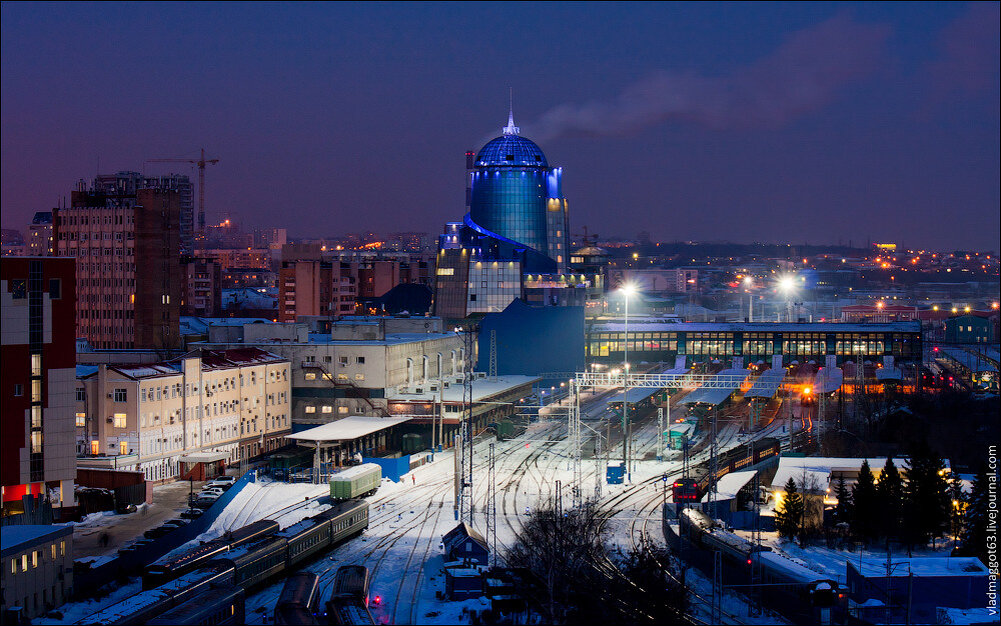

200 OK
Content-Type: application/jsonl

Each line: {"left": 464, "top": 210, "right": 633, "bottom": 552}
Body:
{"left": 585, "top": 326, "right": 921, "bottom": 362}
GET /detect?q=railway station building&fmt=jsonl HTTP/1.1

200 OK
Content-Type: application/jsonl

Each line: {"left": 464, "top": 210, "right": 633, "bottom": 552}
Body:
{"left": 585, "top": 320, "right": 922, "bottom": 367}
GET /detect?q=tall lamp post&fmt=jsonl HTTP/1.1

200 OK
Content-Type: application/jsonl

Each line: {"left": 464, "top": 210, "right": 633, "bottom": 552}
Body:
{"left": 778, "top": 275, "right": 796, "bottom": 322}
{"left": 743, "top": 276, "right": 754, "bottom": 322}
{"left": 620, "top": 283, "right": 636, "bottom": 480}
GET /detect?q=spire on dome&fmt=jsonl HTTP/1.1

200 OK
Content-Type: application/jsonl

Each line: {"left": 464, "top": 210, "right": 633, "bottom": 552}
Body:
{"left": 503, "top": 88, "right": 519, "bottom": 135}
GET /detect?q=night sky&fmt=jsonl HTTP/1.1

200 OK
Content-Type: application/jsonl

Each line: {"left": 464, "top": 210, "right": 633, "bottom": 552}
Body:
{"left": 2, "top": 2, "right": 998, "bottom": 250}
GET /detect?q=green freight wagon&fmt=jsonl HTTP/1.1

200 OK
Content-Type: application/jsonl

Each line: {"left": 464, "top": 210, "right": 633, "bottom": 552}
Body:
{"left": 497, "top": 420, "right": 515, "bottom": 440}
{"left": 401, "top": 433, "right": 425, "bottom": 454}
{"left": 330, "top": 463, "right": 382, "bottom": 500}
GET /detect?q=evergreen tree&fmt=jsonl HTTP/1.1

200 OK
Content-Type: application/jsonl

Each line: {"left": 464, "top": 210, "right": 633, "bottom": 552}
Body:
{"left": 903, "top": 442, "right": 951, "bottom": 547}
{"left": 776, "top": 478, "right": 804, "bottom": 539}
{"left": 833, "top": 474, "right": 853, "bottom": 528}
{"left": 851, "top": 460, "right": 878, "bottom": 541}
{"left": 961, "top": 465, "right": 990, "bottom": 560}
{"left": 876, "top": 457, "right": 904, "bottom": 540}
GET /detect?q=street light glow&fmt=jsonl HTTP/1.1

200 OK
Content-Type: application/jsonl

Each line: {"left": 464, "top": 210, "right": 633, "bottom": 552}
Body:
{"left": 778, "top": 275, "right": 796, "bottom": 293}
{"left": 620, "top": 282, "right": 637, "bottom": 296}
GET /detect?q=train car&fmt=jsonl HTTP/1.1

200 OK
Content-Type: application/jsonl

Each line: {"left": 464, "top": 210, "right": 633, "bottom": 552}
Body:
{"left": 79, "top": 565, "right": 235, "bottom": 625}
{"left": 77, "top": 591, "right": 174, "bottom": 625}
{"left": 277, "top": 572, "right": 320, "bottom": 612}
{"left": 274, "top": 572, "right": 320, "bottom": 625}
{"left": 212, "top": 536, "right": 289, "bottom": 589}
{"left": 671, "top": 478, "right": 699, "bottom": 503}
{"left": 329, "top": 464, "right": 381, "bottom": 500}
{"left": 326, "top": 597, "right": 376, "bottom": 626}
{"left": 332, "top": 565, "right": 370, "bottom": 605}
{"left": 226, "top": 519, "right": 280, "bottom": 548}
{"left": 275, "top": 606, "right": 319, "bottom": 625}
{"left": 328, "top": 500, "right": 370, "bottom": 544}
{"left": 278, "top": 515, "right": 333, "bottom": 568}
{"left": 143, "top": 540, "right": 229, "bottom": 589}
{"left": 147, "top": 585, "right": 245, "bottom": 625}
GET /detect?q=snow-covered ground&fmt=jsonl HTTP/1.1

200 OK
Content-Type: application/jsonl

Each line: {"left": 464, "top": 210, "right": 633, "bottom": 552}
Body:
{"left": 44, "top": 387, "right": 794, "bottom": 625}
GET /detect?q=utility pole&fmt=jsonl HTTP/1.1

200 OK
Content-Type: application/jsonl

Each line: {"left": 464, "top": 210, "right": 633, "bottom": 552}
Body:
{"left": 487, "top": 442, "right": 496, "bottom": 567}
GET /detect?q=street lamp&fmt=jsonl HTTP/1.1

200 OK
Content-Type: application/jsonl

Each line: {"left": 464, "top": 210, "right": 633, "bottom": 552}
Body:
{"left": 778, "top": 274, "right": 797, "bottom": 322}
{"left": 743, "top": 276, "right": 754, "bottom": 322}
{"left": 620, "top": 282, "right": 636, "bottom": 480}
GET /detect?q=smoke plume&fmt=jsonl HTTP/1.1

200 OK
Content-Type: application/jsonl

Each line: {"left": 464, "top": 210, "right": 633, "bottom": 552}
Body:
{"left": 526, "top": 14, "right": 891, "bottom": 142}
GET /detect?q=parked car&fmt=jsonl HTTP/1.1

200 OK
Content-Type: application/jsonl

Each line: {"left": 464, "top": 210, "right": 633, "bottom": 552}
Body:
{"left": 193, "top": 494, "right": 220, "bottom": 508}
{"left": 180, "top": 508, "right": 205, "bottom": 519}
{"left": 206, "top": 476, "right": 236, "bottom": 489}
{"left": 200, "top": 487, "right": 225, "bottom": 496}
{"left": 115, "top": 502, "right": 138, "bottom": 514}
{"left": 162, "top": 519, "right": 188, "bottom": 528}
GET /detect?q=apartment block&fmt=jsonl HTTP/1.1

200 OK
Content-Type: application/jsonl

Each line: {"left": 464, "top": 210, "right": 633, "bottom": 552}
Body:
{"left": 53, "top": 180, "right": 182, "bottom": 350}
{"left": 76, "top": 348, "right": 290, "bottom": 482}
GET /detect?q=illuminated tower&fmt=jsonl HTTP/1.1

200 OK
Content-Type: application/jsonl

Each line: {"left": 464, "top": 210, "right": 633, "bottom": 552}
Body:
{"left": 467, "top": 111, "right": 568, "bottom": 269}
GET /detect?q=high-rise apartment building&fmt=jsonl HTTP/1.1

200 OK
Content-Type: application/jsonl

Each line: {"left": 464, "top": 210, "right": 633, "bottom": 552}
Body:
{"left": 90, "top": 171, "right": 195, "bottom": 255}
{"left": 1, "top": 257, "right": 78, "bottom": 518}
{"left": 27, "top": 212, "right": 54, "bottom": 256}
{"left": 53, "top": 175, "right": 182, "bottom": 350}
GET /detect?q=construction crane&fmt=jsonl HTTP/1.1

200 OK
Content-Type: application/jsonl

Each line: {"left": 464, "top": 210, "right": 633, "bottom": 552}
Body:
{"left": 145, "top": 148, "right": 219, "bottom": 253}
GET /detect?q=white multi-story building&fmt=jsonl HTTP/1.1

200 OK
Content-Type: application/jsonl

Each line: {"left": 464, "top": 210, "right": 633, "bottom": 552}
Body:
{"left": 76, "top": 348, "right": 290, "bottom": 482}
{"left": 193, "top": 316, "right": 469, "bottom": 425}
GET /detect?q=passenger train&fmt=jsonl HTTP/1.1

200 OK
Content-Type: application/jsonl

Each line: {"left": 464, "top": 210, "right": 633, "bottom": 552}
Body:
{"left": 78, "top": 500, "right": 369, "bottom": 625}
{"left": 672, "top": 437, "right": 780, "bottom": 502}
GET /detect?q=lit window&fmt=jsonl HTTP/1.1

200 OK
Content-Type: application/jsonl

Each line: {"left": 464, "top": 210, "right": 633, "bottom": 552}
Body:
{"left": 120, "top": 441, "right": 128, "bottom": 455}
{"left": 91, "top": 440, "right": 99, "bottom": 455}
{"left": 76, "top": 413, "right": 86, "bottom": 427}
{"left": 355, "top": 374, "right": 365, "bottom": 381}
{"left": 338, "top": 406, "right": 349, "bottom": 414}
{"left": 305, "top": 372, "right": 316, "bottom": 380}
{"left": 322, "top": 406, "right": 333, "bottom": 413}
{"left": 304, "top": 406, "right": 316, "bottom": 414}
{"left": 113, "top": 413, "right": 127, "bottom": 428}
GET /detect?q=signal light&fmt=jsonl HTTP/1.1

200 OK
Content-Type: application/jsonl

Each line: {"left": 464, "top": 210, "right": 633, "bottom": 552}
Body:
{"left": 747, "top": 558, "right": 752, "bottom": 565}
{"left": 373, "top": 595, "right": 382, "bottom": 605}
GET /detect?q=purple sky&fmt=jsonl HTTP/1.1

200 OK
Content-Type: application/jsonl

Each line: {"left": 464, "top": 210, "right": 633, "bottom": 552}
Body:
{"left": 2, "top": 2, "right": 998, "bottom": 250}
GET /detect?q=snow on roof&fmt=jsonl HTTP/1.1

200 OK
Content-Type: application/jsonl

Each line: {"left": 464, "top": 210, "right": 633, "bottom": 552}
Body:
{"left": 875, "top": 367, "right": 903, "bottom": 381}
{"left": 936, "top": 607, "right": 1000, "bottom": 625}
{"left": 331, "top": 463, "right": 382, "bottom": 480}
{"left": 79, "top": 590, "right": 171, "bottom": 623}
{"left": 771, "top": 456, "right": 916, "bottom": 492}
{"left": 605, "top": 387, "right": 659, "bottom": 404}
{"left": 679, "top": 368, "right": 748, "bottom": 406}
{"left": 386, "top": 375, "right": 539, "bottom": 403}
{"left": 851, "top": 557, "right": 989, "bottom": 578}
{"left": 0, "top": 524, "right": 72, "bottom": 555}
{"left": 744, "top": 369, "right": 785, "bottom": 399}
{"left": 814, "top": 367, "right": 843, "bottom": 393}
{"left": 76, "top": 364, "right": 99, "bottom": 378}
{"left": 701, "top": 470, "right": 757, "bottom": 502}
{"left": 288, "top": 416, "right": 412, "bottom": 442}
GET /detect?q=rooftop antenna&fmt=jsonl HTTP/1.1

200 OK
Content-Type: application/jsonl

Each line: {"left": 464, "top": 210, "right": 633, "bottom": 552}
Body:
{"left": 503, "top": 88, "right": 519, "bottom": 135}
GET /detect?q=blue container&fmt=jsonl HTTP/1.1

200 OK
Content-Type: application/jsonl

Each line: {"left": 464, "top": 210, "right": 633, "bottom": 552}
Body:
{"left": 606, "top": 464, "right": 625, "bottom": 485}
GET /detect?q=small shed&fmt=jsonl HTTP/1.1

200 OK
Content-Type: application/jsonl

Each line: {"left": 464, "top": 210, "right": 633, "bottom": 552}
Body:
{"left": 444, "top": 561, "right": 485, "bottom": 600}
{"left": 846, "top": 557, "right": 990, "bottom": 625}
{"left": 442, "top": 522, "right": 489, "bottom": 566}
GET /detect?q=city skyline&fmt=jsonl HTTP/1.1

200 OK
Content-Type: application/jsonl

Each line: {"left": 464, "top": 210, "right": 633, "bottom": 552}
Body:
{"left": 3, "top": 3, "right": 998, "bottom": 251}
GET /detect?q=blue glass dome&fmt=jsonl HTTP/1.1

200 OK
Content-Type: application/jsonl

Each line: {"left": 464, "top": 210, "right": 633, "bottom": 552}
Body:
{"left": 476, "top": 134, "right": 548, "bottom": 167}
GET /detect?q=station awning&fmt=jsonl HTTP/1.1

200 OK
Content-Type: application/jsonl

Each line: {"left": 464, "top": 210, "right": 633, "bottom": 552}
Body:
{"left": 286, "top": 415, "right": 412, "bottom": 443}
{"left": 180, "top": 451, "right": 229, "bottom": 463}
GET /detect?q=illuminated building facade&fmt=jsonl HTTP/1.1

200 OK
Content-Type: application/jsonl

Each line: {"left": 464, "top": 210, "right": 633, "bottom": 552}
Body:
{"left": 434, "top": 111, "right": 600, "bottom": 319}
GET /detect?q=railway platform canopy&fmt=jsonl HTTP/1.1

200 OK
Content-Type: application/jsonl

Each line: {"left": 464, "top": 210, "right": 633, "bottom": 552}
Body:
{"left": 814, "top": 367, "right": 844, "bottom": 393}
{"left": 288, "top": 416, "right": 413, "bottom": 444}
{"left": 940, "top": 346, "right": 998, "bottom": 373}
{"left": 605, "top": 387, "right": 660, "bottom": 405}
{"left": 744, "top": 369, "right": 786, "bottom": 400}
{"left": 700, "top": 470, "right": 757, "bottom": 503}
{"left": 679, "top": 368, "right": 749, "bottom": 406}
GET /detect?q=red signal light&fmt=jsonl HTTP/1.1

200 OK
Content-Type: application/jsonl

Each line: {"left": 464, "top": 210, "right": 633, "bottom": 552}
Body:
{"left": 747, "top": 558, "right": 752, "bottom": 565}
